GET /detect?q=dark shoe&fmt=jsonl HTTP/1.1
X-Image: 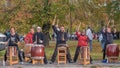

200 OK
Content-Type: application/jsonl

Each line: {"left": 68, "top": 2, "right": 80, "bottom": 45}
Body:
{"left": 90, "top": 56, "right": 93, "bottom": 64}
{"left": 49, "top": 61, "right": 53, "bottom": 64}
{"left": 69, "top": 61, "right": 73, "bottom": 63}
{"left": 90, "top": 61, "right": 93, "bottom": 64}
{"left": 73, "top": 61, "right": 76, "bottom": 63}
{"left": 44, "top": 62, "right": 48, "bottom": 64}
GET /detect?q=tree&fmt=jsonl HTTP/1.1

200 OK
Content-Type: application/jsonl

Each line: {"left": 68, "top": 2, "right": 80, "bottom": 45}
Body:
{"left": 106, "top": 0, "right": 120, "bottom": 28}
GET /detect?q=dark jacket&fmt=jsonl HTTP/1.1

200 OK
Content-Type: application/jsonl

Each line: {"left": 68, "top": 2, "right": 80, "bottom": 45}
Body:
{"left": 52, "top": 25, "right": 68, "bottom": 45}
{"left": 106, "top": 32, "right": 113, "bottom": 44}
{"left": 101, "top": 31, "right": 107, "bottom": 42}
{"left": 6, "top": 33, "right": 20, "bottom": 46}
{"left": 33, "top": 32, "right": 44, "bottom": 44}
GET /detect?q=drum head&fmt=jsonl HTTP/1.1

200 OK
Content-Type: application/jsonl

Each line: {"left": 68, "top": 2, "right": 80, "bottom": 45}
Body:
{"left": 25, "top": 44, "right": 33, "bottom": 46}
{"left": 33, "top": 44, "right": 44, "bottom": 47}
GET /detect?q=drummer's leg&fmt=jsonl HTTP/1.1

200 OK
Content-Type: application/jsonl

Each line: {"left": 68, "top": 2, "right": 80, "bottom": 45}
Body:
{"left": 67, "top": 47, "right": 72, "bottom": 62}
{"left": 103, "top": 43, "right": 107, "bottom": 60}
{"left": 50, "top": 45, "right": 58, "bottom": 62}
{"left": 73, "top": 46, "right": 80, "bottom": 62}
{"left": 44, "top": 52, "right": 48, "bottom": 64}
{"left": 15, "top": 45, "right": 22, "bottom": 62}
{"left": 4, "top": 50, "right": 7, "bottom": 62}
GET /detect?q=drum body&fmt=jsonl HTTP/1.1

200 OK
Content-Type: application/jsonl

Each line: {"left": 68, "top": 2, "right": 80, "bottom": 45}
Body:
{"left": 24, "top": 44, "right": 33, "bottom": 57}
{"left": 80, "top": 46, "right": 90, "bottom": 59}
{"left": 31, "top": 44, "right": 44, "bottom": 59}
{"left": 106, "top": 44, "right": 119, "bottom": 57}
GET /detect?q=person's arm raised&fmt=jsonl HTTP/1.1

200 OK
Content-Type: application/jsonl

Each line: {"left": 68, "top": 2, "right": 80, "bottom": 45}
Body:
{"left": 52, "top": 15, "right": 59, "bottom": 34}
{"left": 76, "top": 25, "right": 81, "bottom": 37}
{"left": 52, "top": 15, "right": 56, "bottom": 26}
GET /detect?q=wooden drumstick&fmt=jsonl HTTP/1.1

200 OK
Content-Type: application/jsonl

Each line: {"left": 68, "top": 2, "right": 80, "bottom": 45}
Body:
{"left": 107, "top": 19, "right": 110, "bottom": 27}
{"left": 76, "top": 22, "right": 81, "bottom": 31}
{"left": 52, "top": 15, "right": 57, "bottom": 25}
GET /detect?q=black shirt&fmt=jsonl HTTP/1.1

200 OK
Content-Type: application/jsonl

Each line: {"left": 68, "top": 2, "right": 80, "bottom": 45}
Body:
{"left": 6, "top": 33, "right": 20, "bottom": 46}
{"left": 33, "top": 32, "right": 44, "bottom": 44}
{"left": 52, "top": 25, "right": 68, "bottom": 44}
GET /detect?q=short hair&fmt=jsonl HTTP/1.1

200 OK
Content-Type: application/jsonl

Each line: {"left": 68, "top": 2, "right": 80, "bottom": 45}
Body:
{"left": 10, "top": 27, "right": 15, "bottom": 30}
{"left": 60, "top": 25, "right": 64, "bottom": 28}
{"left": 37, "top": 26, "right": 41, "bottom": 29}
{"left": 30, "top": 27, "right": 34, "bottom": 30}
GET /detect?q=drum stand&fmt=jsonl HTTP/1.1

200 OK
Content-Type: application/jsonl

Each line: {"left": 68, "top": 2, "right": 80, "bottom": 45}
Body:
{"left": 57, "top": 47, "right": 67, "bottom": 64}
{"left": 7, "top": 46, "right": 19, "bottom": 66}
{"left": 108, "top": 57, "right": 119, "bottom": 63}
{"left": 32, "top": 58, "right": 44, "bottom": 64}
{"left": 79, "top": 46, "right": 90, "bottom": 66}
{"left": 25, "top": 57, "right": 31, "bottom": 62}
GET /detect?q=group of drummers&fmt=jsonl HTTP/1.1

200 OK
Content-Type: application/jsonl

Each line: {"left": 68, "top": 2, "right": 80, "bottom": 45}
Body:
{"left": 3, "top": 20, "right": 115, "bottom": 65}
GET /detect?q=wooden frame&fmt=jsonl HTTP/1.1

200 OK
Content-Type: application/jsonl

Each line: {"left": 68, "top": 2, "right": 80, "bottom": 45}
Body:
{"left": 57, "top": 47, "right": 67, "bottom": 64}
{"left": 108, "top": 57, "right": 119, "bottom": 63}
{"left": 32, "top": 58, "right": 44, "bottom": 65}
{"left": 79, "top": 46, "right": 90, "bottom": 66}
{"left": 7, "top": 46, "right": 19, "bottom": 66}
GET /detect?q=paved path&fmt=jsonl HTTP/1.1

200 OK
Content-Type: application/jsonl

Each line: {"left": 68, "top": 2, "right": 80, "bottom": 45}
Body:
{"left": 1, "top": 61, "right": 120, "bottom": 68}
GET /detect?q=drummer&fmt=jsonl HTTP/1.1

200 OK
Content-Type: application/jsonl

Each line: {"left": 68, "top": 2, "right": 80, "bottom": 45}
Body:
{"left": 102, "top": 27, "right": 113, "bottom": 62}
{"left": 24, "top": 27, "right": 34, "bottom": 63}
{"left": 24, "top": 28, "right": 34, "bottom": 44}
{"left": 73, "top": 28, "right": 92, "bottom": 63}
{"left": 4, "top": 27, "right": 21, "bottom": 64}
{"left": 33, "top": 26, "right": 48, "bottom": 64}
{"left": 50, "top": 18, "right": 72, "bottom": 64}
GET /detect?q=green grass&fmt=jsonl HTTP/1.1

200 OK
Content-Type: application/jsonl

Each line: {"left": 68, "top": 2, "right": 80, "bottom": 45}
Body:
{"left": 0, "top": 40, "right": 120, "bottom": 60}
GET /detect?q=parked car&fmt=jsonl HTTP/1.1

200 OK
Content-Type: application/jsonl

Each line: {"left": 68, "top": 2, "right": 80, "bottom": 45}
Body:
{"left": 0, "top": 33, "right": 6, "bottom": 51}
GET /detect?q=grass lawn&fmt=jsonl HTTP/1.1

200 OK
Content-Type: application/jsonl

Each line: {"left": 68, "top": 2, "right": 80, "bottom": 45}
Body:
{"left": 0, "top": 40, "right": 120, "bottom": 61}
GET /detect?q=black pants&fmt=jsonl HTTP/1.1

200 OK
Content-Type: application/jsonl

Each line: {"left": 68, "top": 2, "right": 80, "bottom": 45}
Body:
{"left": 51, "top": 45, "right": 72, "bottom": 62}
{"left": 73, "top": 46, "right": 92, "bottom": 62}
{"left": 73, "top": 46, "right": 80, "bottom": 62}
{"left": 19, "top": 50, "right": 25, "bottom": 62}
{"left": 44, "top": 52, "right": 48, "bottom": 64}
{"left": 4, "top": 45, "right": 23, "bottom": 62}
{"left": 103, "top": 43, "right": 110, "bottom": 60}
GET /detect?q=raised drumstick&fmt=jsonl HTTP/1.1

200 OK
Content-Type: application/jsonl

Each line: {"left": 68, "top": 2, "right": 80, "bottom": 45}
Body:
{"left": 52, "top": 15, "right": 57, "bottom": 25}
{"left": 77, "top": 22, "right": 81, "bottom": 31}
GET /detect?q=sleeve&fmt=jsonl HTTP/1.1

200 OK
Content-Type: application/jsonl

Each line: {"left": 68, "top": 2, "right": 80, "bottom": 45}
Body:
{"left": 76, "top": 31, "right": 81, "bottom": 37}
{"left": 32, "top": 33, "right": 36, "bottom": 43}
{"left": 52, "top": 25, "right": 58, "bottom": 34}
{"left": 6, "top": 35, "right": 10, "bottom": 42}
{"left": 16, "top": 33, "right": 20, "bottom": 42}
{"left": 64, "top": 32, "right": 68, "bottom": 41}
{"left": 24, "top": 34, "right": 29, "bottom": 43}
{"left": 41, "top": 33, "right": 44, "bottom": 41}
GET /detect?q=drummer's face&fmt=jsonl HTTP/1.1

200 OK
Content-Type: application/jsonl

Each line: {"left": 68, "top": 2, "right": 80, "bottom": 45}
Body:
{"left": 37, "top": 28, "right": 41, "bottom": 32}
{"left": 60, "top": 26, "right": 65, "bottom": 32}
{"left": 30, "top": 29, "right": 34, "bottom": 34}
{"left": 10, "top": 28, "right": 15, "bottom": 34}
{"left": 107, "top": 28, "right": 111, "bottom": 33}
